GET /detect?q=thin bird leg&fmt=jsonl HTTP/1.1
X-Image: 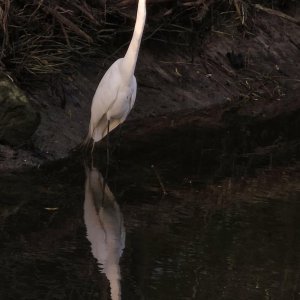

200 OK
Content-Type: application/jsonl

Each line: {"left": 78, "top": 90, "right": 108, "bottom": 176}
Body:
{"left": 89, "top": 126, "right": 98, "bottom": 167}
{"left": 106, "top": 120, "right": 110, "bottom": 178}
{"left": 102, "top": 120, "right": 110, "bottom": 198}
{"left": 111, "top": 125, "right": 123, "bottom": 170}
{"left": 91, "top": 141, "right": 95, "bottom": 168}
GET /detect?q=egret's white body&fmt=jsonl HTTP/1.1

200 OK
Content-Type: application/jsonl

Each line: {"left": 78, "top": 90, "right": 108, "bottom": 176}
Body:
{"left": 87, "top": 0, "right": 146, "bottom": 143}
{"left": 84, "top": 166, "right": 125, "bottom": 300}
{"left": 89, "top": 59, "right": 137, "bottom": 142}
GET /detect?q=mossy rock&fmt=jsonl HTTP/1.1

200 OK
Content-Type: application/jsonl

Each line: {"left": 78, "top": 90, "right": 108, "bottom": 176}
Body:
{"left": 0, "top": 75, "right": 40, "bottom": 146}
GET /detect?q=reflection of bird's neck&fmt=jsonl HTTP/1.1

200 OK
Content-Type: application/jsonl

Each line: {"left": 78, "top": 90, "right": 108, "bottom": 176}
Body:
{"left": 106, "top": 263, "right": 121, "bottom": 300}
{"left": 122, "top": 0, "right": 146, "bottom": 83}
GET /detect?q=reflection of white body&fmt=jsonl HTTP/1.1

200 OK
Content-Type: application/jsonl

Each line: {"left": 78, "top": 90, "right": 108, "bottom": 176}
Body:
{"left": 84, "top": 167, "right": 125, "bottom": 300}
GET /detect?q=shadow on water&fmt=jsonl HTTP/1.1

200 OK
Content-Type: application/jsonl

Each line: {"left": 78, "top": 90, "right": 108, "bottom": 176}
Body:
{"left": 0, "top": 112, "right": 300, "bottom": 299}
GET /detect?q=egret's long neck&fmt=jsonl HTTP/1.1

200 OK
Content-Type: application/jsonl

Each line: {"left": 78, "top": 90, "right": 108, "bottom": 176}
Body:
{"left": 121, "top": 0, "right": 146, "bottom": 83}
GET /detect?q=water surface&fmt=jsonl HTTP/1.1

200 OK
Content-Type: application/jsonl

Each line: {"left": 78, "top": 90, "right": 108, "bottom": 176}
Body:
{"left": 0, "top": 155, "right": 299, "bottom": 300}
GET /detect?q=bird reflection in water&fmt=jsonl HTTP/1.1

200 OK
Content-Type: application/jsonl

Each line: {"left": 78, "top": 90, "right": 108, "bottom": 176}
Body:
{"left": 84, "top": 166, "right": 125, "bottom": 300}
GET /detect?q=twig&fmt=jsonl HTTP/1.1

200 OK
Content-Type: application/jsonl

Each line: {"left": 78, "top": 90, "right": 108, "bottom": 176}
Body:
{"left": 151, "top": 165, "right": 167, "bottom": 195}
{"left": 72, "top": 2, "right": 99, "bottom": 25}
{"left": 233, "top": 0, "right": 244, "bottom": 25}
{"left": 42, "top": 6, "right": 93, "bottom": 43}
{"left": 60, "top": 22, "right": 71, "bottom": 47}
{"left": 255, "top": 4, "right": 300, "bottom": 25}
{"left": 1, "top": 0, "right": 11, "bottom": 58}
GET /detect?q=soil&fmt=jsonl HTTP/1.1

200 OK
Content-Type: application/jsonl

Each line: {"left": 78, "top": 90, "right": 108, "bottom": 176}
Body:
{"left": 0, "top": 6, "right": 299, "bottom": 171}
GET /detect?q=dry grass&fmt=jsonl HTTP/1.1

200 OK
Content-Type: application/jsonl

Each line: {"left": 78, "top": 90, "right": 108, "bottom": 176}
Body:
{"left": 0, "top": 0, "right": 296, "bottom": 78}
{"left": 0, "top": 0, "right": 115, "bottom": 76}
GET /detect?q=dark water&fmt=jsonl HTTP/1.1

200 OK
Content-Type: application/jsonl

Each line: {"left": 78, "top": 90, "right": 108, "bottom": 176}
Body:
{"left": 0, "top": 154, "right": 300, "bottom": 300}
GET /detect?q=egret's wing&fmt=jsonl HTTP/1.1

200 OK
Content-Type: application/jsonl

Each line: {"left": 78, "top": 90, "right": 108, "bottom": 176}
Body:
{"left": 91, "top": 62, "right": 121, "bottom": 123}
{"left": 129, "top": 76, "right": 137, "bottom": 110}
{"left": 90, "top": 60, "right": 123, "bottom": 140}
{"left": 119, "top": 76, "right": 137, "bottom": 124}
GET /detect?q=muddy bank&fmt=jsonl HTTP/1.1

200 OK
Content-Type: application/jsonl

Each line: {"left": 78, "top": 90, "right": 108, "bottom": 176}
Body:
{"left": 85, "top": 99, "right": 299, "bottom": 195}
{"left": 0, "top": 4, "right": 300, "bottom": 170}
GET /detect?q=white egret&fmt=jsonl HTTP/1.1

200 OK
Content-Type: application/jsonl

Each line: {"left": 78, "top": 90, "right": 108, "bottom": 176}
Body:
{"left": 84, "top": 166, "right": 125, "bottom": 300}
{"left": 85, "top": 0, "right": 147, "bottom": 145}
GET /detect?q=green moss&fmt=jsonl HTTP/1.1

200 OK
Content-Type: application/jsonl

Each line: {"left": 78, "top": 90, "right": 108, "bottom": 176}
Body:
{"left": 0, "top": 75, "right": 40, "bottom": 146}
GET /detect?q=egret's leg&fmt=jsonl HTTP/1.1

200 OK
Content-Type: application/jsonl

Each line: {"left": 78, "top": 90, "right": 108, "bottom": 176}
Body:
{"left": 106, "top": 120, "right": 110, "bottom": 171}
{"left": 103, "top": 120, "right": 110, "bottom": 198}
{"left": 91, "top": 141, "right": 95, "bottom": 168}
{"left": 111, "top": 125, "right": 123, "bottom": 173}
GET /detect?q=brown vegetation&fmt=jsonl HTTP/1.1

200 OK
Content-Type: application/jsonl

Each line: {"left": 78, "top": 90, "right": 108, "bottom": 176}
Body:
{"left": 1, "top": 0, "right": 298, "bottom": 78}
{"left": 0, "top": 0, "right": 299, "bottom": 170}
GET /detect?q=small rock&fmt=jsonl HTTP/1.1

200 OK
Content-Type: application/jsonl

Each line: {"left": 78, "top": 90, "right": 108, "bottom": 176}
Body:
{"left": 0, "top": 75, "right": 40, "bottom": 146}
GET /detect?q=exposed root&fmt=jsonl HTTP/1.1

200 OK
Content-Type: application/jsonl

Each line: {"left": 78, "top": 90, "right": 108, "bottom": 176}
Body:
{"left": 254, "top": 4, "right": 300, "bottom": 25}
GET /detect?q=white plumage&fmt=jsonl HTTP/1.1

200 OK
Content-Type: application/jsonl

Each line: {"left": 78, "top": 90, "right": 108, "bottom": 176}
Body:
{"left": 88, "top": 59, "right": 137, "bottom": 142}
{"left": 86, "top": 0, "right": 146, "bottom": 144}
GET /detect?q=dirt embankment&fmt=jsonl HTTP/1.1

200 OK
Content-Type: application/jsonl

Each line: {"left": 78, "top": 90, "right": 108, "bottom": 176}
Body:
{"left": 0, "top": 2, "right": 299, "bottom": 171}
